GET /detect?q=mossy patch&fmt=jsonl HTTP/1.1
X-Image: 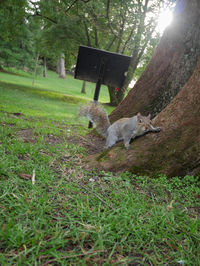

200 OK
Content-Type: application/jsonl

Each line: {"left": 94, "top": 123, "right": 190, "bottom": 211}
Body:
{"left": 96, "top": 149, "right": 110, "bottom": 162}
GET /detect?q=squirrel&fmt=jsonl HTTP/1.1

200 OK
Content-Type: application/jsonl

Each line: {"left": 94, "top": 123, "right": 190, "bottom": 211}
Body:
{"left": 79, "top": 102, "right": 161, "bottom": 150}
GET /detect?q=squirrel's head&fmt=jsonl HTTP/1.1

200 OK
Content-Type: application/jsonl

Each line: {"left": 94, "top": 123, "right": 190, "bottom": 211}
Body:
{"left": 137, "top": 113, "right": 151, "bottom": 131}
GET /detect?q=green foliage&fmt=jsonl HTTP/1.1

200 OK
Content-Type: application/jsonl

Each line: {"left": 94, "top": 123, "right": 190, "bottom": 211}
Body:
{"left": 0, "top": 32, "right": 35, "bottom": 70}
{"left": 32, "top": 0, "right": 88, "bottom": 70}
{"left": 0, "top": 1, "right": 36, "bottom": 70}
{"left": 0, "top": 0, "right": 27, "bottom": 41}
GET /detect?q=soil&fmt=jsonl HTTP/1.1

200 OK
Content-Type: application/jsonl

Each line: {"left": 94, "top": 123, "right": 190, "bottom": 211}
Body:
{"left": 66, "top": 132, "right": 105, "bottom": 155}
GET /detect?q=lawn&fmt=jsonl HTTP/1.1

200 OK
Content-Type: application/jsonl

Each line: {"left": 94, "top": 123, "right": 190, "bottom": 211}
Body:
{"left": 0, "top": 67, "right": 110, "bottom": 103}
{"left": 0, "top": 69, "right": 199, "bottom": 265}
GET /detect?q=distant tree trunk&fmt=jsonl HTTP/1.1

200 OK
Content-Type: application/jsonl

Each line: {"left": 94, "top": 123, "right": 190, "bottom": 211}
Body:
{"left": 57, "top": 53, "right": 66, "bottom": 79}
{"left": 84, "top": 0, "right": 200, "bottom": 177}
{"left": 108, "top": 86, "right": 118, "bottom": 106}
{"left": 81, "top": 81, "right": 86, "bottom": 94}
{"left": 56, "top": 58, "right": 61, "bottom": 74}
{"left": 43, "top": 57, "right": 47, "bottom": 77}
{"left": 110, "top": 0, "right": 200, "bottom": 122}
{"left": 32, "top": 52, "right": 40, "bottom": 86}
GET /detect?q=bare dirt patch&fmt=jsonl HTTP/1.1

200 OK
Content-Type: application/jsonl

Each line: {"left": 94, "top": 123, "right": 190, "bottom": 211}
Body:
{"left": 16, "top": 128, "right": 36, "bottom": 144}
{"left": 2, "top": 109, "right": 105, "bottom": 154}
{"left": 45, "top": 134, "right": 63, "bottom": 145}
{"left": 66, "top": 132, "right": 105, "bottom": 155}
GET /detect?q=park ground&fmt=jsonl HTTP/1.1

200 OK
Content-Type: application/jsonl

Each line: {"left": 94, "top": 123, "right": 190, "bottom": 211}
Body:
{"left": 0, "top": 69, "right": 200, "bottom": 265}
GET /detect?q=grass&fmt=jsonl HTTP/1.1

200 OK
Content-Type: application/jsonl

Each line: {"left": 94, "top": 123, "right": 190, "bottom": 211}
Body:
{"left": 0, "top": 68, "right": 200, "bottom": 265}
{"left": 0, "top": 67, "right": 110, "bottom": 103}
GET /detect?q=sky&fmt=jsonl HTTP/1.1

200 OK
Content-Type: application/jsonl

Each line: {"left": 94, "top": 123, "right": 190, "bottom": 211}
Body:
{"left": 157, "top": 8, "right": 173, "bottom": 34}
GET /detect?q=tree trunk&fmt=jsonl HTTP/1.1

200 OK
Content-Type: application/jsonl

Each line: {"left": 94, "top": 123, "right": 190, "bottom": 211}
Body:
{"left": 109, "top": 0, "right": 200, "bottom": 122}
{"left": 43, "top": 57, "right": 47, "bottom": 77}
{"left": 57, "top": 53, "right": 66, "bottom": 79}
{"left": 32, "top": 52, "right": 40, "bottom": 86}
{"left": 84, "top": 0, "right": 200, "bottom": 177}
{"left": 81, "top": 81, "right": 86, "bottom": 94}
{"left": 108, "top": 85, "right": 128, "bottom": 107}
{"left": 107, "top": 86, "right": 119, "bottom": 106}
{"left": 56, "top": 58, "right": 61, "bottom": 74}
{"left": 85, "top": 56, "right": 200, "bottom": 177}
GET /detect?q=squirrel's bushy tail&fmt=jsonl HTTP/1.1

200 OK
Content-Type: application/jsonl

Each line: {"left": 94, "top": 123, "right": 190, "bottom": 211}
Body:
{"left": 79, "top": 102, "right": 110, "bottom": 137}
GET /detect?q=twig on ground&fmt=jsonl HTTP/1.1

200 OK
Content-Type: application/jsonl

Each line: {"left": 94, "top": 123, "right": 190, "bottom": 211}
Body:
{"left": 32, "top": 169, "right": 36, "bottom": 185}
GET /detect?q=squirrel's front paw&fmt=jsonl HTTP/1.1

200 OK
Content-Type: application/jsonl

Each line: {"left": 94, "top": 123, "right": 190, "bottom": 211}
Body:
{"left": 124, "top": 143, "right": 130, "bottom": 150}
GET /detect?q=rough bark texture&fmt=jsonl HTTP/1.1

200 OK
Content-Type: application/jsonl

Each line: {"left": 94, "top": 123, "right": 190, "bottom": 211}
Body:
{"left": 84, "top": 57, "right": 200, "bottom": 177}
{"left": 110, "top": 0, "right": 200, "bottom": 122}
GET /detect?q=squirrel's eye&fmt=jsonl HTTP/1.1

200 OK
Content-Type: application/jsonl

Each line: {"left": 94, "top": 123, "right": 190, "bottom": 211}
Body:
{"left": 139, "top": 119, "right": 142, "bottom": 123}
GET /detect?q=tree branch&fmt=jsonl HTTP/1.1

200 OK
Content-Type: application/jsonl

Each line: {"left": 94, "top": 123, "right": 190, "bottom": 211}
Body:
{"left": 64, "top": 0, "right": 78, "bottom": 13}
{"left": 30, "top": 12, "right": 57, "bottom": 24}
{"left": 106, "top": 0, "right": 111, "bottom": 18}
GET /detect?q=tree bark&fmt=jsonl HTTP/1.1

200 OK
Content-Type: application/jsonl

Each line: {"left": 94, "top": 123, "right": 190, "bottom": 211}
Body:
{"left": 107, "top": 86, "right": 119, "bottom": 106}
{"left": 57, "top": 53, "right": 66, "bottom": 79}
{"left": 109, "top": 0, "right": 200, "bottom": 122}
{"left": 84, "top": 0, "right": 200, "bottom": 177}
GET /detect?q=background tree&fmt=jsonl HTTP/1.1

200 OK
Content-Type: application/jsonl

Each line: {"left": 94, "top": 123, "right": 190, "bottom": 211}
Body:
{"left": 84, "top": 0, "right": 200, "bottom": 177}
{"left": 29, "top": 0, "right": 90, "bottom": 78}
{"left": 0, "top": 0, "right": 36, "bottom": 70}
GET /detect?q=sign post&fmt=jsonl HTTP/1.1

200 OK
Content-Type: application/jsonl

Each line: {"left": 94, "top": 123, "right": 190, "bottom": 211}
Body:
{"left": 74, "top": 46, "right": 131, "bottom": 128}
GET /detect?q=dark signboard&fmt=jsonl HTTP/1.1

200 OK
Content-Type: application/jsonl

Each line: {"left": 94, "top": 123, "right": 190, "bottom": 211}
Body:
{"left": 75, "top": 46, "right": 131, "bottom": 88}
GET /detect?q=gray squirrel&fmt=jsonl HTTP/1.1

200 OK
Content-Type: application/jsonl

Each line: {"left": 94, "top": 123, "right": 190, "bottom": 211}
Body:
{"left": 79, "top": 102, "right": 161, "bottom": 149}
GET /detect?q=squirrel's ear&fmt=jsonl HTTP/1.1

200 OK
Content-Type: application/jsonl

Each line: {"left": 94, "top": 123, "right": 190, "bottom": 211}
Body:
{"left": 148, "top": 114, "right": 151, "bottom": 119}
{"left": 137, "top": 112, "right": 141, "bottom": 117}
